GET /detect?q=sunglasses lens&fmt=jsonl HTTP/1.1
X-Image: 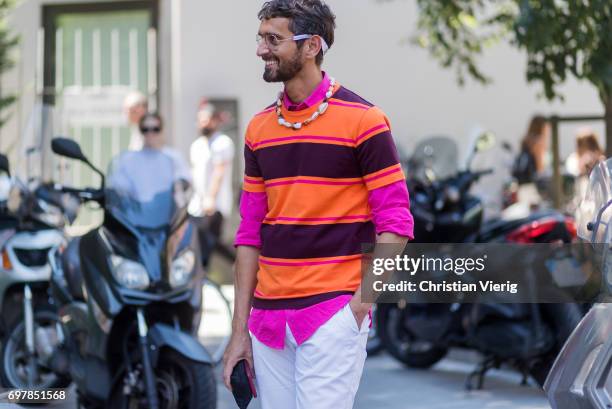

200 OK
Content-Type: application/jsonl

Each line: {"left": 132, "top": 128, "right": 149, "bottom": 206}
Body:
{"left": 141, "top": 126, "right": 160, "bottom": 133}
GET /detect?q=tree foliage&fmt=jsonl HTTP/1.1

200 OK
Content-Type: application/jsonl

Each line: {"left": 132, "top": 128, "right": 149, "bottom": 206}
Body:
{"left": 0, "top": 0, "right": 17, "bottom": 128}
{"left": 412, "top": 0, "right": 612, "bottom": 150}
{"left": 414, "top": 0, "right": 611, "bottom": 101}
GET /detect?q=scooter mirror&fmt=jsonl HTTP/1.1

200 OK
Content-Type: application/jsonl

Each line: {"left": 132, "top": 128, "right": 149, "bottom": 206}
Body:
{"left": 51, "top": 137, "right": 89, "bottom": 163}
{"left": 51, "top": 137, "right": 106, "bottom": 189}
{"left": 0, "top": 153, "right": 9, "bottom": 176}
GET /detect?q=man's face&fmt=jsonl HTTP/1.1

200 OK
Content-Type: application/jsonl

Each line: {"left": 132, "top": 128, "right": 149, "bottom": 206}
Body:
{"left": 257, "top": 18, "right": 305, "bottom": 83}
{"left": 141, "top": 116, "right": 163, "bottom": 149}
{"left": 126, "top": 102, "right": 147, "bottom": 126}
{"left": 198, "top": 110, "right": 219, "bottom": 136}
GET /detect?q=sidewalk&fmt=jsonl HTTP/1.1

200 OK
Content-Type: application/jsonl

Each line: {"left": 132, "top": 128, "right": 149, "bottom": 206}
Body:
{"left": 215, "top": 352, "right": 550, "bottom": 409}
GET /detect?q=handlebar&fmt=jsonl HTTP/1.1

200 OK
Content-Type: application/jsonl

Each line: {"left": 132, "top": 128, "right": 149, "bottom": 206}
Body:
{"left": 53, "top": 184, "right": 105, "bottom": 203}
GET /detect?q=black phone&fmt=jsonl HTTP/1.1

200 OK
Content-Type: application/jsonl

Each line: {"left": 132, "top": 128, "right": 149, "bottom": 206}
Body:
{"left": 230, "top": 359, "right": 257, "bottom": 408}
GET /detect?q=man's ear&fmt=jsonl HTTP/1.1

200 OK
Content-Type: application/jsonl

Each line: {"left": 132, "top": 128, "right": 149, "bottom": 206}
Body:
{"left": 304, "top": 36, "right": 323, "bottom": 60}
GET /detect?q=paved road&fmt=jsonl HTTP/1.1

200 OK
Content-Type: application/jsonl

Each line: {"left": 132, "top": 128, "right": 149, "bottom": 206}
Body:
{"left": 215, "top": 352, "right": 550, "bottom": 409}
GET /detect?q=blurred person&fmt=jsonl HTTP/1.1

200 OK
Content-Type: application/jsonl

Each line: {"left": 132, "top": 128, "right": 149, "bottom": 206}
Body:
{"left": 108, "top": 112, "right": 191, "bottom": 212}
{"left": 565, "top": 128, "right": 605, "bottom": 215}
{"left": 512, "top": 115, "right": 551, "bottom": 185}
{"left": 222, "top": 1, "right": 413, "bottom": 408}
{"left": 565, "top": 127, "right": 605, "bottom": 177}
{"left": 188, "top": 100, "right": 235, "bottom": 267}
{"left": 123, "top": 91, "right": 148, "bottom": 151}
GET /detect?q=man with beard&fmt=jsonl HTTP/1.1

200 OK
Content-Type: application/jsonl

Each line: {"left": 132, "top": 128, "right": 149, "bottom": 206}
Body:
{"left": 223, "top": 1, "right": 413, "bottom": 408}
{"left": 188, "top": 100, "right": 235, "bottom": 268}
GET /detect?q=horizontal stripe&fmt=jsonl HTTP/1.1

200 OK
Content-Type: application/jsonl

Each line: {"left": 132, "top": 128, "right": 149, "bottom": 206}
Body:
{"left": 259, "top": 255, "right": 362, "bottom": 267}
{"left": 255, "top": 256, "right": 363, "bottom": 299}
{"left": 328, "top": 100, "right": 369, "bottom": 110}
{"left": 264, "top": 181, "right": 370, "bottom": 223}
{"left": 264, "top": 215, "right": 369, "bottom": 222}
{"left": 243, "top": 174, "right": 266, "bottom": 192}
{"left": 243, "top": 184, "right": 266, "bottom": 193}
{"left": 251, "top": 135, "right": 355, "bottom": 150}
{"left": 356, "top": 124, "right": 388, "bottom": 143}
{"left": 244, "top": 176, "right": 264, "bottom": 184}
{"left": 355, "top": 130, "right": 401, "bottom": 175}
{"left": 332, "top": 86, "right": 374, "bottom": 107}
{"left": 363, "top": 163, "right": 402, "bottom": 179}
{"left": 265, "top": 177, "right": 362, "bottom": 187}
{"left": 255, "top": 142, "right": 362, "bottom": 179}
{"left": 252, "top": 291, "right": 354, "bottom": 309}
{"left": 244, "top": 145, "right": 261, "bottom": 177}
{"left": 364, "top": 165, "right": 402, "bottom": 183}
{"left": 366, "top": 172, "right": 405, "bottom": 191}
{"left": 260, "top": 222, "right": 376, "bottom": 259}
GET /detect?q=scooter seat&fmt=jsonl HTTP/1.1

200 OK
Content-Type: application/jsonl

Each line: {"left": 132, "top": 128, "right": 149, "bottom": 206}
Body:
{"left": 61, "top": 238, "right": 86, "bottom": 301}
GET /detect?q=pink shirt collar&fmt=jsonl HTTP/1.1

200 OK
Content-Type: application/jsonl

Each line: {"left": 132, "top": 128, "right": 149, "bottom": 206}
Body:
{"left": 283, "top": 71, "right": 331, "bottom": 112}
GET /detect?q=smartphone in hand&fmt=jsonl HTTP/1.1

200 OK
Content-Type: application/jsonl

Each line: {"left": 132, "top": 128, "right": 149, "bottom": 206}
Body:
{"left": 230, "top": 359, "right": 257, "bottom": 408}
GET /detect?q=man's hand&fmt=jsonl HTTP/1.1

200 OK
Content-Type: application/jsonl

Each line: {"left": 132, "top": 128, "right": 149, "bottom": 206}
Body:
{"left": 223, "top": 327, "right": 254, "bottom": 390}
{"left": 349, "top": 284, "right": 372, "bottom": 331}
{"left": 349, "top": 232, "right": 408, "bottom": 330}
{"left": 202, "top": 196, "right": 216, "bottom": 216}
{"left": 225, "top": 246, "right": 260, "bottom": 390}
{"left": 348, "top": 296, "right": 371, "bottom": 330}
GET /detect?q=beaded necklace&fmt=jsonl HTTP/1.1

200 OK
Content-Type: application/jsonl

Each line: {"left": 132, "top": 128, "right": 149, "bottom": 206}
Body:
{"left": 276, "top": 77, "right": 336, "bottom": 130}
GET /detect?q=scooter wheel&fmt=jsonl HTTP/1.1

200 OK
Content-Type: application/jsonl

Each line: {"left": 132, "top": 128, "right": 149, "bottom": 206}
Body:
{"left": 109, "top": 349, "right": 217, "bottom": 409}
{"left": 0, "top": 308, "right": 71, "bottom": 393}
{"left": 377, "top": 304, "right": 448, "bottom": 368}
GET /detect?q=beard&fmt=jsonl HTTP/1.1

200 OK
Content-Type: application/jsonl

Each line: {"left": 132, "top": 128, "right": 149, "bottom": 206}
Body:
{"left": 200, "top": 127, "right": 214, "bottom": 137}
{"left": 263, "top": 50, "right": 304, "bottom": 83}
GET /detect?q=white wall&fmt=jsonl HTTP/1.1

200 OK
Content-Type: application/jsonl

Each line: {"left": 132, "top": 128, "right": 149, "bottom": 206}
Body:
{"left": 173, "top": 0, "right": 604, "bottom": 159}
{"left": 3, "top": 0, "right": 605, "bottom": 169}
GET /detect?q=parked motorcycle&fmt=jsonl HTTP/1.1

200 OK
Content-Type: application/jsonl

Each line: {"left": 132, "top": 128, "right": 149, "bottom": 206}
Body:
{"left": 47, "top": 138, "right": 216, "bottom": 409}
{"left": 0, "top": 152, "right": 76, "bottom": 392}
{"left": 377, "top": 133, "right": 583, "bottom": 388}
{"left": 545, "top": 158, "right": 612, "bottom": 409}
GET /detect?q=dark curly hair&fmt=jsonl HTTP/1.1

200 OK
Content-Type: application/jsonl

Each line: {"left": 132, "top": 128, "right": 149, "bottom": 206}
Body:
{"left": 258, "top": 0, "right": 336, "bottom": 65}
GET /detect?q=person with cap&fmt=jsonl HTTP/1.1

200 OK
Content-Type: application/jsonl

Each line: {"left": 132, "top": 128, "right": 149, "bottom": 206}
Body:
{"left": 222, "top": 1, "right": 413, "bottom": 408}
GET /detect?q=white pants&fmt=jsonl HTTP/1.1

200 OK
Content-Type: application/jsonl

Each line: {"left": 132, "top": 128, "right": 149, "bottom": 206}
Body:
{"left": 251, "top": 303, "right": 369, "bottom": 409}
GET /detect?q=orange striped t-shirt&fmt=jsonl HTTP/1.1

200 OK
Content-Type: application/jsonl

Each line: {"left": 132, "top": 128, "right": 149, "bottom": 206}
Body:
{"left": 242, "top": 82, "right": 406, "bottom": 305}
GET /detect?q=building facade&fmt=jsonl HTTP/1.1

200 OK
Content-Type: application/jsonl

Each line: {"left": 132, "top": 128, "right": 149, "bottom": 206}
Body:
{"left": 0, "top": 0, "right": 605, "bottom": 197}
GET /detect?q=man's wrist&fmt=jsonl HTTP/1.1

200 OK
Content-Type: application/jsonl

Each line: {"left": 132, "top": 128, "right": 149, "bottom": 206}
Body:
{"left": 232, "top": 319, "right": 249, "bottom": 334}
{"left": 350, "top": 295, "right": 372, "bottom": 314}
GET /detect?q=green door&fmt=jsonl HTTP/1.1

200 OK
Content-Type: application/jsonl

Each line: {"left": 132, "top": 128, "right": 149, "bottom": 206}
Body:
{"left": 43, "top": 2, "right": 157, "bottom": 230}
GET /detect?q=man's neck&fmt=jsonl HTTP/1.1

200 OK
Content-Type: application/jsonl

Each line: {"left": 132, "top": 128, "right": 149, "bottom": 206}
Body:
{"left": 283, "top": 66, "right": 323, "bottom": 104}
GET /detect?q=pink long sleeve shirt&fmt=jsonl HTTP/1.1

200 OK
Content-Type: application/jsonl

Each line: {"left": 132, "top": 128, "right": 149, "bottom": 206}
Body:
{"left": 235, "top": 72, "right": 414, "bottom": 349}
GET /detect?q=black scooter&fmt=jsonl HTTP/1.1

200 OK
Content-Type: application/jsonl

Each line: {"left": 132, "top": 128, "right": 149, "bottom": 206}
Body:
{"left": 47, "top": 138, "right": 216, "bottom": 409}
{"left": 377, "top": 133, "right": 584, "bottom": 388}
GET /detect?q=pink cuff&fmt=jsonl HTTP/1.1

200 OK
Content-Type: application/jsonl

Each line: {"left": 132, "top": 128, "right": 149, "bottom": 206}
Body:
{"left": 234, "top": 191, "right": 268, "bottom": 248}
{"left": 368, "top": 180, "right": 414, "bottom": 239}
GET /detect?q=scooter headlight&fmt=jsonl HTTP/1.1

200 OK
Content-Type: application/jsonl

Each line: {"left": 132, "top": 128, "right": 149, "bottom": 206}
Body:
{"left": 110, "top": 255, "right": 150, "bottom": 290}
{"left": 170, "top": 249, "right": 195, "bottom": 288}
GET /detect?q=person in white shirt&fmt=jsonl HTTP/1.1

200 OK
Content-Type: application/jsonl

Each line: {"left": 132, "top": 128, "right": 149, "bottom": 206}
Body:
{"left": 123, "top": 91, "right": 148, "bottom": 151}
{"left": 188, "top": 101, "right": 235, "bottom": 267}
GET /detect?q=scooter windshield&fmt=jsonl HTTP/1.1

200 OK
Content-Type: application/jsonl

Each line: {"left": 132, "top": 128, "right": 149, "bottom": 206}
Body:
{"left": 407, "top": 136, "right": 459, "bottom": 182}
{"left": 105, "top": 148, "right": 192, "bottom": 230}
{"left": 576, "top": 159, "right": 612, "bottom": 243}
